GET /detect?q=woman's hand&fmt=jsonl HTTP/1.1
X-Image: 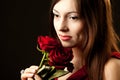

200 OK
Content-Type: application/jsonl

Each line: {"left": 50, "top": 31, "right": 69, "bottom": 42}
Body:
{"left": 21, "top": 65, "right": 42, "bottom": 80}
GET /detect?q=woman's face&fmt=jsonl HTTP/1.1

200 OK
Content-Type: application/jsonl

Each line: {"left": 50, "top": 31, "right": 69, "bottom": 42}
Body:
{"left": 53, "top": 0, "right": 84, "bottom": 48}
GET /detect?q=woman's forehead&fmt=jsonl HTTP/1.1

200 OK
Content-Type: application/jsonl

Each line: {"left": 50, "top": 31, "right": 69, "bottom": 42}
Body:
{"left": 53, "top": 0, "right": 78, "bottom": 13}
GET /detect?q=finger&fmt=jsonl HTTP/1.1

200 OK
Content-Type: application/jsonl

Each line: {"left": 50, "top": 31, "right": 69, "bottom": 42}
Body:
{"left": 28, "top": 78, "right": 34, "bottom": 80}
{"left": 34, "top": 75, "right": 42, "bottom": 80}
{"left": 21, "top": 66, "right": 39, "bottom": 80}
{"left": 24, "top": 68, "right": 37, "bottom": 74}
{"left": 29, "top": 65, "right": 39, "bottom": 70}
{"left": 21, "top": 73, "right": 34, "bottom": 80}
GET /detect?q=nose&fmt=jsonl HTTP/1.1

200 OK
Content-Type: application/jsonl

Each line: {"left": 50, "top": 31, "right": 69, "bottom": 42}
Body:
{"left": 58, "top": 17, "right": 69, "bottom": 32}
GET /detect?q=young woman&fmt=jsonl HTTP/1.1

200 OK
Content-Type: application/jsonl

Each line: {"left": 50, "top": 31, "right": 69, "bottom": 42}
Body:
{"left": 21, "top": 0, "right": 120, "bottom": 80}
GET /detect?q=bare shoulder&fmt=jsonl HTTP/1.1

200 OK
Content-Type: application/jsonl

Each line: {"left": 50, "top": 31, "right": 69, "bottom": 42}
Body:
{"left": 104, "top": 58, "right": 120, "bottom": 80}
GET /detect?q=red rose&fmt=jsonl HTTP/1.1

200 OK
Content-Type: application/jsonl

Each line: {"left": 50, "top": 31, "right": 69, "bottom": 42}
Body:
{"left": 37, "top": 36, "right": 74, "bottom": 72}
{"left": 37, "top": 36, "right": 59, "bottom": 52}
{"left": 48, "top": 47, "right": 74, "bottom": 72}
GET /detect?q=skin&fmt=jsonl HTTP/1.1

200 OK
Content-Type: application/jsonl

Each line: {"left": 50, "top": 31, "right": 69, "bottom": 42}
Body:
{"left": 103, "top": 58, "right": 120, "bottom": 80}
{"left": 21, "top": 66, "right": 42, "bottom": 80}
{"left": 53, "top": 0, "right": 84, "bottom": 48}
{"left": 21, "top": 0, "right": 120, "bottom": 80}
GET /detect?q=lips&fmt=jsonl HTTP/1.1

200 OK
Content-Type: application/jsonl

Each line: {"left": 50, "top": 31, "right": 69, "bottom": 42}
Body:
{"left": 59, "top": 34, "right": 72, "bottom": 41}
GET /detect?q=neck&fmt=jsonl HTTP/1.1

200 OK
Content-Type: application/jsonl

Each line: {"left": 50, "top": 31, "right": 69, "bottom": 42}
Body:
{"left": 57, "top": 47, "right": 84, "bottom": 80}
{"left": 72, "top": 47, "right": 82, "bottom": 59}
{"left": 71, "top": 47, "right": 84, "bottom": 72}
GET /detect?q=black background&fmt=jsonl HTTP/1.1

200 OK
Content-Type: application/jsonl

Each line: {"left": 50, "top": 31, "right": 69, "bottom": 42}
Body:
{"left": 1, "top": 0, "right": 120, "bottom": 80}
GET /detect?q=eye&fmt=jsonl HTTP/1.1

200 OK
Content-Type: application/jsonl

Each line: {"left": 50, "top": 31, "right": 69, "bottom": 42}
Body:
{"left": 53, "top": 13, "right": 59, "bottom": 18}
{"left": 70, "top": 16, "right": 79, "bottom": 20}
{"left": 68, "top": 14, "right": 80, "bottom": 20}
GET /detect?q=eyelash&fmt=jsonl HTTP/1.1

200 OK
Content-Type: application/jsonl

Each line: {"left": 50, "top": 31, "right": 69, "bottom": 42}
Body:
{"left": 53, "top": 13, "right": 59, "bottom": 18}
{"left": 69, "top": 16, "right": 79, "bottom": 20}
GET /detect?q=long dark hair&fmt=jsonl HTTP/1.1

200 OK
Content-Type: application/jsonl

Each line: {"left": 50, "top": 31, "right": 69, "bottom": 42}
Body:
{"left": 49, "top": 0, "right": 120, "bottom": 80}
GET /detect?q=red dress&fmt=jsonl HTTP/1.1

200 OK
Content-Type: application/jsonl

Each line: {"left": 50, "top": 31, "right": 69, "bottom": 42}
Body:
{"left": 55, "top": 52, "right": 120, "bottom": 80}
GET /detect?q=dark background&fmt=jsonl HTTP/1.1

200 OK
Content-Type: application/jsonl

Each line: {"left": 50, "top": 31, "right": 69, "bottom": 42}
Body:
{"left": 1, "top": 0, "right": 120, "bottom": 80}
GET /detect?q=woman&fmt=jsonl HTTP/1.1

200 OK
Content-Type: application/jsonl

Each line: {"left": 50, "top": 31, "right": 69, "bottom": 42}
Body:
{"left": 21, "top": 0, "right": 120, "bottom": 80}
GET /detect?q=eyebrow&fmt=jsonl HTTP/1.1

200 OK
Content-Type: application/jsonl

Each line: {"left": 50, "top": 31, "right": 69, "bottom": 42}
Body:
{"left": 53, "top": 9, "right": 78, "bottom": 14}
{"left": 53, "top": 9, "right": 59, "bottom": 13}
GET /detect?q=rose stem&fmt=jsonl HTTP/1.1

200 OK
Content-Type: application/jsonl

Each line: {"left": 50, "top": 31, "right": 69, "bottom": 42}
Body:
{"left": 38, "top": 52, "right": 46, "bottom": 68}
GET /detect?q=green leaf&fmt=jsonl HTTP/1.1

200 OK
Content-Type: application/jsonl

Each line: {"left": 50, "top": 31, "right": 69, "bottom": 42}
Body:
{"left": 38, "top": 65, "right": 53, "bottom": 78}
{"left": 48, "top": 70, "right": 69, "bottom": 80}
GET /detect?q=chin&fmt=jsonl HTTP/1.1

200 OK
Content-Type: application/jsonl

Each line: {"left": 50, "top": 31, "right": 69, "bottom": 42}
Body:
{"left": 61, "top": 42, "right": 75, "bottom": 48}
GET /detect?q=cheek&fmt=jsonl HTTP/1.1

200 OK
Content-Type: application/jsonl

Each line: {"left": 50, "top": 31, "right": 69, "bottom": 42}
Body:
{"left": 69, "top": 20, "right": 84, "bottom": 33}
{"left": 53, "top": 20, "right": 58, "bottom": 32}
{"left": 76, "top": 22, "right": 84, "bottom": 35}
{"left": 71, "top": 23, "right": 84, "bottom": 41}
{"left": 72, "top": 24, "right": 83, "bottom": 36}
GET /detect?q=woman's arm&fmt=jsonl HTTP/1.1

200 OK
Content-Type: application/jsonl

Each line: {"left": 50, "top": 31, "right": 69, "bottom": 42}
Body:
{"left": 104, "top": 58, "right": 120, "bottom": 80}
